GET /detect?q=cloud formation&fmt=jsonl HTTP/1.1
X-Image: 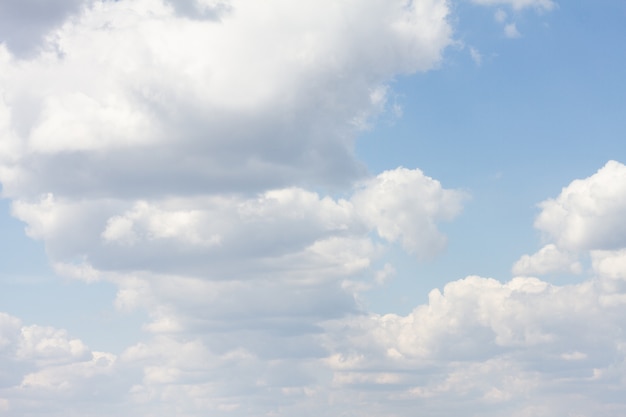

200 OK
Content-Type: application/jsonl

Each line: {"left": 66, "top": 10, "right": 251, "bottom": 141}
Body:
{"left": 4, "top": 1, "right": 624, "bottom": 417}
{"left": 514, "top": 161, "right": 626, "bottom": 276}
{"left": 0, "top": 0, "right": 452, "bottom": 200}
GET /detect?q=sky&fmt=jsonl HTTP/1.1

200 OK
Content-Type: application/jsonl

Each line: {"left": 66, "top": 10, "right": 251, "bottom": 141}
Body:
{"left": 0, "top": 0, "right": 626, "bottom": 416}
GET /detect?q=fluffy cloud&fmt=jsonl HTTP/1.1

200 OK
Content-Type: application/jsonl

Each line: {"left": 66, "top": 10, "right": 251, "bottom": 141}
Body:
{"left": 323, "top": 273, "right": 626, "bottom": 416}
{"left": 514, "top": 160, "right": 626, "bottom": 276}
{"left": 0, "top": 313, "right": 123, "bottom": 416}
{"left": 535, "top": 161, "right": 626, "bottom": 252}
{"left": 512, "top": 244, "right": 582, "bottom": 275}
{"left": 592, "top": 249, "right": 626, "bottom": 281}
{"left": 352, "top": 167, "right": 467, "bottom": 258}
{"left": 4, "top": 161, "right": 626, "bottom": 416}
{"left": 0, "top": 2, "right": 464, "bottom": 413}
{"left": 11, "top": 167, "right": 464, "bottom": 276}
{"left": 0, "top": 0, "right": 452, "bottom": 200}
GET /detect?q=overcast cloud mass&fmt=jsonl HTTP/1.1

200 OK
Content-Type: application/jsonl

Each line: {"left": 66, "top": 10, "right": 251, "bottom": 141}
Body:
{"left": 1, "top": 0, "right": 626, "bottom": 416}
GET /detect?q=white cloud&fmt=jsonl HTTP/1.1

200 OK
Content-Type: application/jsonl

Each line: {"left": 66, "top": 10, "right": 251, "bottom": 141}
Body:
{"left": 592, "top": 249, "right": 626, "bottom": 281}
{"left": 512, "top": 244, "right": 582, "bottom": 276}
{"left": 323, "top": 273, "right": 626, "bottom": 415}
{"left": 513, "top": 160, "right": 626, "bottom": 279}
{"left": 535, "top": 161, "right": 626, "bottom": 251}
{"left": 17, "top": 325, "right": 91, "bottom": 365}
{"left": 5, "top": 156, "right": 626, "bottom": 415}
{"left": 0, "top": 3, "right": 459, "bottom": 411}
{"left": 0, "top": 0, "right": 453, "bottom": 200}
{"left": 352, "top": 167, "right": 467, "bottom": 259}
{"left": 11, "top": 167, "right": 463, "bottom": 278}
{"left": 6, "top": 256, "right": 626, "bottom": 416}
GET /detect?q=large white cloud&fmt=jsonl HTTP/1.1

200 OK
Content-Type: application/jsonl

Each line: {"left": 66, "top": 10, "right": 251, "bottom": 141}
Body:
{"left": 0, "top": 0, "right": 453, "bottom": 200}
{"left": 9, "top": 168, "right": 464, "bottom": 278}
{"left": 3, "top": 266, "right": 626, "bottom": 416}
{"left": 323, "top": 272, "right": 626, "bottom": 416}
{"left": 0, "top": 2, "right": 463, "bottom": 413}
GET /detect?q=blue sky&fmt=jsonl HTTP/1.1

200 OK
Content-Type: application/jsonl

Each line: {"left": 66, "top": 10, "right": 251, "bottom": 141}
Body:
{"left": 1, "top": 0, "right": 626, "bottom": 416}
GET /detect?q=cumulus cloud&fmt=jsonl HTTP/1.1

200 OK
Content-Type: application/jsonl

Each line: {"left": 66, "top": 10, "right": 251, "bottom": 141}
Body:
{"left": 323, "top": 273, "right": 626, "bottom": 416}
{"left": 514, "top": 160, "right": 626, "bottom": 276}
{"left": 4, "top": 160, "right": 626, "bottom": 415}
{"left": 0, "top": 0, "right": 452, "bottom": 200}
{"left": 535, "top": 161, "right": 626, "bottom": 252}
{"left": 11, "top": 167, "right": 464, "bottom": 277}
{"left": 512, "top": 244, "right": 582, "bottom": 275}
{"left": 352, "top": 167, "right": 467, "bottom": 258}
{"left": 592, "top": 249, "right": 626, "bottom": 281}
{"left": 0, "top": 313, "right": 123, "bottom": 416}
{"left": 0, "top": 2, "right": 466, "bottom": 413}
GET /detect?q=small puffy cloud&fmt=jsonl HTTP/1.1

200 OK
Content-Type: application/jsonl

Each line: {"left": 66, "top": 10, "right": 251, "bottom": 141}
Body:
{"left": 512, "top": 244, "right": 582, "bottom": 276}
{"left": 535, "top": 160, "right": 626, "bottom": 252}
{"left": 12, "top": 167, "right": 464, "bottom": 276}
{"left": 352, "top": 167, "right": 467, "bottom": 259}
